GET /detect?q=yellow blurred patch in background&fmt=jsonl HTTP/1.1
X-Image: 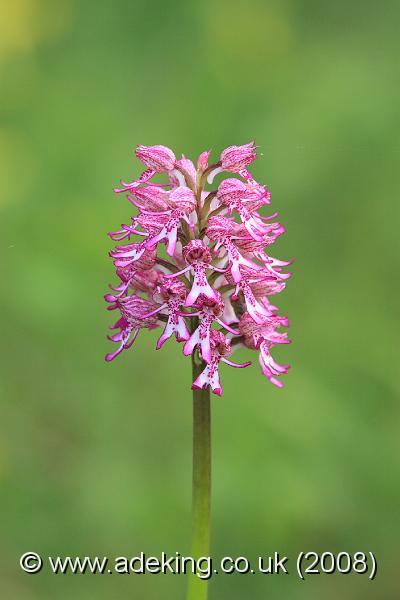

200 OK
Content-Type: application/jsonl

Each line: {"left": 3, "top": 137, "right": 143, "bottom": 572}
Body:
{"left": 0, "top": 0, "right": 72, "bottom": 64}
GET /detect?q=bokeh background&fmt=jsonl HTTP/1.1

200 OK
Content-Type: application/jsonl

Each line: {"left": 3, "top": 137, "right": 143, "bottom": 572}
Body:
{"left": 1, "top": 0, "right": 399, "bottom": 598}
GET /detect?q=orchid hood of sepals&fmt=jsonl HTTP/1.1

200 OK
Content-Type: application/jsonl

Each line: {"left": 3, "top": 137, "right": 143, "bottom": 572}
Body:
{"left": 105, "top": 142, "right": 292, "bottom": 394}
{"left": 220, "top": 142, "right": 257, "bottom": 172}
{"left": 135, "top": 144, "right": 176, "bottom": 172}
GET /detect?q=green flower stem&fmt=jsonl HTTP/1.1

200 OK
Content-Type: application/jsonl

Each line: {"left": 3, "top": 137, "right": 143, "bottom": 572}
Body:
{"left": 187, "top": 352, "right": 211, "bottom": 600}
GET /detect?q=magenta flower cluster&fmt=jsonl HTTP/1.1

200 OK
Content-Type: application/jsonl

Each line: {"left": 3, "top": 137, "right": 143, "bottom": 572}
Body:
{"left": 105, "top": 143, "right": 291, "bottom": 395}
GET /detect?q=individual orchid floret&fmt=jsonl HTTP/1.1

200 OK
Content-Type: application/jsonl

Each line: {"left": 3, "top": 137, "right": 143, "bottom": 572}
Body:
{"left": 144, "top": 187, "right": 196, "bottom": 256}
{"left": 192, "top": 331, "right": 251, "bottom": 396}
{"left": 106, "top": 142, "right": 292, "bottom": 395}
{"left": 183, "top": 293, "right": 239, "bottom": 363}
{"left": 114, "top": 145, "right": 176, "bottom": 193}
{"left": 207, "top": 141, "right": 257, "bottom": 184}
{"left": 145, "top": 278, "right": 190, "bottom": 349}
{"left": 217, "top": 179, "right": 274, "bottom": 241}
{"left": 239, "top": 313, "right": 290, "bottom": 387}
{"left": 225, "top": 268, "right": 274, "bottom": 324}
{"left": 206, "top": 215, "right": 262, "bottom": 283}
{"left": 105, "top": 296, "right": 159, "bottom": 362}
{"left": 176, "top": 240, "right": 225, "bottom": 307}
{"left": 217, "top": 178, "right": 268, "bottom": 207}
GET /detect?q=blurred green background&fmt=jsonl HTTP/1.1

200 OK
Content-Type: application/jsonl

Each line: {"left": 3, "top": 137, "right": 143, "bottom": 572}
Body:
{"left": 1, "top": 0, "right": 399, "bottom": 598}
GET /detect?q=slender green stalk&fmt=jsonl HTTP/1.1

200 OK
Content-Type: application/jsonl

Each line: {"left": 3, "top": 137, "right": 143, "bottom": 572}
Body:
{"left": 187, "top": 353, "right": 211, "bottom": 600}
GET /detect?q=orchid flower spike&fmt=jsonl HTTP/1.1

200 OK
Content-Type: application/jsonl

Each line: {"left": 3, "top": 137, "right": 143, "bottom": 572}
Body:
{"left": 105, "top": 142, "right": 292, "bottom": 394}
